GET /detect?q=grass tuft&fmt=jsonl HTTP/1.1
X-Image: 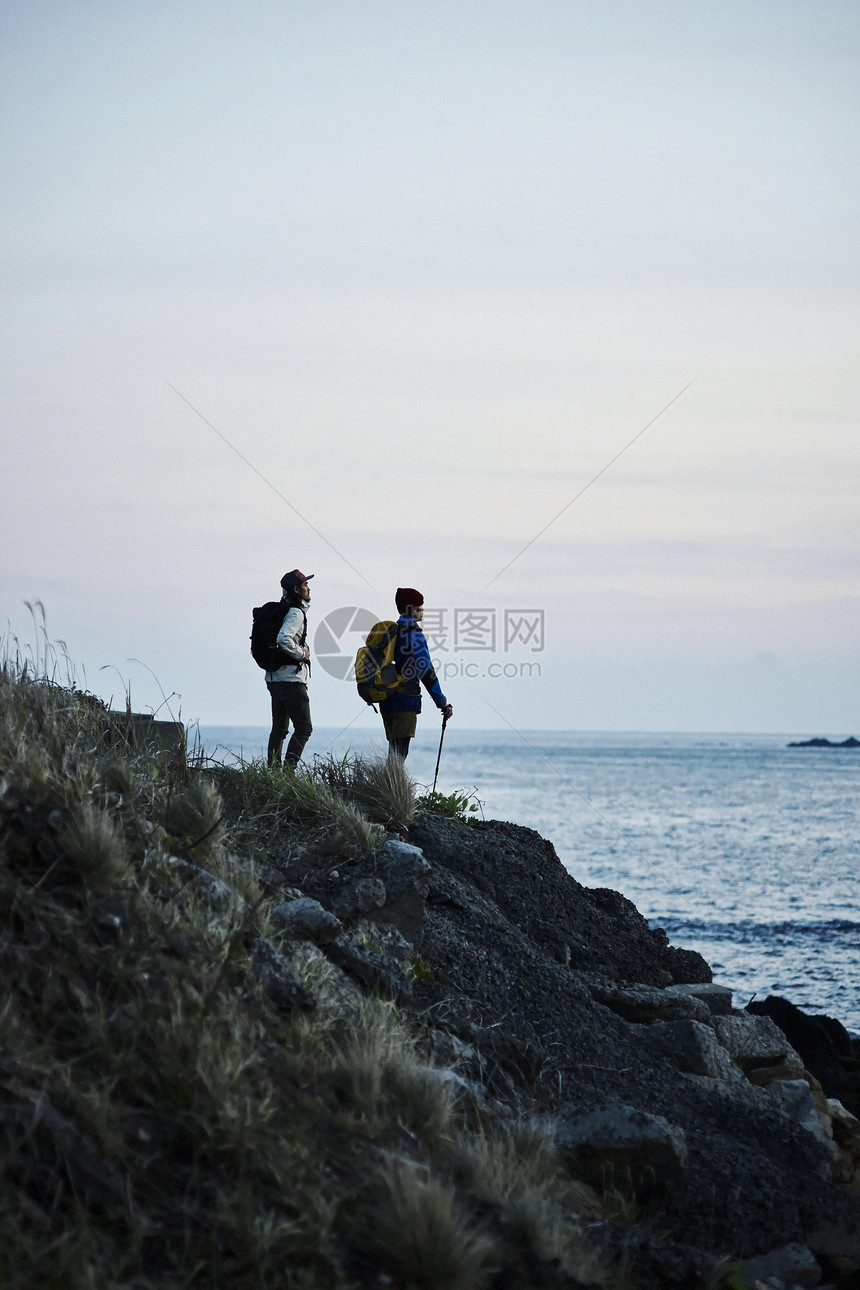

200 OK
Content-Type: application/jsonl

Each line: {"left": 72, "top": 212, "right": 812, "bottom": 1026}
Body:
{"left": 61, "top": 801, "right": 131, "bottom": 889}
{"left": 314, "top": 750, "right": 418, "bottom": 833}
{"left": 379, "top": 1160, "right": 499, "bottom": 1290}
{"left": 237, "top": 759, "right": 383, "bottom": 853}
{"left": 164, "top": 779, "right": 226, "bottom": 863}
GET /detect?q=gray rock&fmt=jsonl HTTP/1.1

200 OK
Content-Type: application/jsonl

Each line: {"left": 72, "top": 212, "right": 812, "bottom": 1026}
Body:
{"left": 271, "top": 897, "right": 342, "bottom": 944}
{"left": 641, "top": 1019, "right": 744, "bottom": 1081}
{"left": 363, "top": 922, "right": 413, "bottom": 963}
{"left": 322, "top": 935, "right": 412, "bottom": 1002}
{"left": 334, "top": 877, "right": 387, "bottom": 919}
{"left": 245, "top": 862, "right": 298, "bottom": 890}
{"left": 713, "top": 1014, "right": 804, "bottom": 1070}
{"left": 768, "top": 1080, "right": 838, "bottom": 1164}
{"left": 371, "top": 839, "right": 432, "bottom": 943}
{"left": 427, "top": 1027, "right": 478, "bottom": 1071}
{"left": 246, "top": 935, "right": 313, "bottom": 1012}
{"left": 376, "top": 839, "right": 431, "bottom": 893}
{"left": 410, "top": 1063, "right": 485, "bottom": 1103}
{"left": 591, "top": 983, "right": 711, "bottom": 1024}
{"left": 111, "top": 713, "right": 185, "bottom": 755}
{"left": 737, "top": 1242, "right": 822, "bottom": 1289}
{"left": 167, "top": 857, "right": 244, "bottom": 914}
{"left": 665, "top": 982, "right": 734, "bottom": 1015}
{"left": 552, "top": 1103, "right": 688, "bottom": 1197}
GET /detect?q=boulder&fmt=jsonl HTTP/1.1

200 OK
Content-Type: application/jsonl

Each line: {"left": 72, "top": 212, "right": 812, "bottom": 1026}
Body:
{"left": 376, "top": 838, "right": 431, "bottom": 886}
{"left": 408, "top": 814, "right": 711, "bottom": 984}
{"left": 245, "top": 935, "right": 313, "bottom": 1012}
{"left": 552, "top": 1104, "right": 688, "bottom": 1198}
{"left": 322, "top": 935, "right": 412, "bottom": 1002}
{"left": 333, "top": 877, "right": 386, "bottom": 920}
{"left": 747, "top": 996, "right": 854, "bottom": 1085}
{"left": 736, "top": 1242, "right": 822, "bottom": 1289}
{"left": 271, "top": 897, "right": 342, "bottom": 944}
{"left": 767, "top": 1079, "right": 837, "bottom": 1168}
{"left": 713, "top": 1014, "right": 804, "bottom": 1071}
{"left": 104, "top": 712, "right": 185, "bottom": 756}
{"left": 369, "top": 839, "right": 432, "bottom": 943}
{"left": 167, "top": 858, "right": 245, "bottom": 916}
{"left": 591, "top": 983, "right": 711, "bottom": 1025}
{"left": 665, "top": 983, "right": 734, "bottom": 1016}
{"left": 640, "top": 1019, "right": 743, "bottom": 1081}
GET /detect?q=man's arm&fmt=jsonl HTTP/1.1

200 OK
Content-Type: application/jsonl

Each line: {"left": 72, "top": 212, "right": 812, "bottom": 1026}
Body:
{"left": 420, "top": 664, "right": 447, "bottom": 709}
{"left": 276, "top": 608, "right": 309, "bottom": 662}
{"left": 408, "top": 627, "right": 450, "bottom": 712}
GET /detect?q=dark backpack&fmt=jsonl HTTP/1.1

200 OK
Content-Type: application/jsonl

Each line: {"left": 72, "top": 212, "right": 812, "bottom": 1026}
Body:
{"left": 250, "top": 601, "right": 306, "bottom": 672}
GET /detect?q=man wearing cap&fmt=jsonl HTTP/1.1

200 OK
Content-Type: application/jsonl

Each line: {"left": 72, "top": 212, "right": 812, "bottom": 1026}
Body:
{"left": 380, "top": 587, "right": 453, "bottom": 760}
{"left": 266, "top": 569, "right": 314, "bottom": 768}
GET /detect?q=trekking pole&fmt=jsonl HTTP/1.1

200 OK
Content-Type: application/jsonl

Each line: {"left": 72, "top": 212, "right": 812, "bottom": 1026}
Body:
{"left": 432, "top": 711, "right": 449, "bottom": 794}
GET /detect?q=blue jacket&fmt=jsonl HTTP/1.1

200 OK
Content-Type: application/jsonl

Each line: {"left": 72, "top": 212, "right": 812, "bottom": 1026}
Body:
{"left": 380, "top": 615, "right": 447, "bottom": 713}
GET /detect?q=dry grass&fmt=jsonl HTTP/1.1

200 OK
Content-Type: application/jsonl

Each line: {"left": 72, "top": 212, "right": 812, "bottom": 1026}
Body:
{"left": 61, "top": 801, "right": 131, "bottom": 889}
{"left": 450, "top": 1118, "right": 610, "bottom": 1283}
{"left": 164, "top": 779, "right": 225, "bottom": 864}
{"left": 235, "top": 759, "right": 383, "bottom": 854}
{"left": 314, "top": 749, "right": 418, "bottom": 833}
{"left": 378, "top": 1160, "right": 500, "bottom": 1290}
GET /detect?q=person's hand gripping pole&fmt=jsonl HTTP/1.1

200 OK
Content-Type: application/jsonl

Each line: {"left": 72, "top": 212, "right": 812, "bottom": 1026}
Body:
{"left": 432, "top": 705, "right": 452, "bottom": 794}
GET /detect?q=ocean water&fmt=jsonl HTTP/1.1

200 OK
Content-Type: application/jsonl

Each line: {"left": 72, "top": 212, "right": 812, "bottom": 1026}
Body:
{"left": 197, "top": 724, "right": 860, "bottom": 1031}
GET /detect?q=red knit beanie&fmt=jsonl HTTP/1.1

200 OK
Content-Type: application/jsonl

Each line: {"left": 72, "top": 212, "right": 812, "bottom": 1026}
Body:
{"left": 395, "top": 587, "right": 424, "bottom": 614}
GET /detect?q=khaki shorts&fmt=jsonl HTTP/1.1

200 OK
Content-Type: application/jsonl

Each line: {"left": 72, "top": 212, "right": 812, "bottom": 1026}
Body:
{"left": 382, "top": 710, "right": 418, "bottom": 741}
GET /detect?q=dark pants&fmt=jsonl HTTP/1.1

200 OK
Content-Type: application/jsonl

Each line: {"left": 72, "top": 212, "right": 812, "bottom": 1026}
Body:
{"left": 266, "top": 681, "right": 312, "bottom": 768}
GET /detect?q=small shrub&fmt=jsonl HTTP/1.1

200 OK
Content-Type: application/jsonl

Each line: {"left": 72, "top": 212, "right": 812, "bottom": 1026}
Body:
{"left": 407, "top": 952, "right": 434, "bottom": 981}
{"left": 417, "top": 788, "right": 482, "bottom": 821}
{"left": 333, "top": 999, "right": 412, "bottom": 1120}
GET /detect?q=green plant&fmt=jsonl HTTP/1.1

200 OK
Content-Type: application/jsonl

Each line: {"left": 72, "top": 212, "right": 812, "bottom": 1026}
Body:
{"left": 407, "top": 952, "right": 434, "bottom": 981}
{"left": 416, "top": 788, "right": 482, "bottom": 821}
{"left": 711, "top": 1263, "right": 752, "bottom": 1290}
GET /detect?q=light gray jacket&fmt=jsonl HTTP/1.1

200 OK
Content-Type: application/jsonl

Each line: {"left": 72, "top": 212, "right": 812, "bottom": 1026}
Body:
{"left": 266, "top": 603, "right": 309, "bottom": 683}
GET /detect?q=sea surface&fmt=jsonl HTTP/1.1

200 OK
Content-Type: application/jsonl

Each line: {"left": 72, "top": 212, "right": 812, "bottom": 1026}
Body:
{"left": 197, "top": 725, "right": 860, "bottom": 1031}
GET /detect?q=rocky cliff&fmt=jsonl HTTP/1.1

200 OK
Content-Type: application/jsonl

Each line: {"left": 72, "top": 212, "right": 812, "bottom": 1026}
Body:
{"left": 2, "top": 669, "right": 859, "bottom": 1290}
{"left": 277, "top": 808, "right": 860, "bottom": 1288}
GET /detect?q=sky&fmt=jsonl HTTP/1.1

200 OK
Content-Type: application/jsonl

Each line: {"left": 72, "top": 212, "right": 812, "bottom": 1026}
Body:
{"left": 2, "top": 0, "right": 858, "bottom": 733}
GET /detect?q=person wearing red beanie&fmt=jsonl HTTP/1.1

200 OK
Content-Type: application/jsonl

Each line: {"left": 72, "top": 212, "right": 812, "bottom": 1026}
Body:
{"left": 381, "top": 588, "right": 453, "bottom": 759}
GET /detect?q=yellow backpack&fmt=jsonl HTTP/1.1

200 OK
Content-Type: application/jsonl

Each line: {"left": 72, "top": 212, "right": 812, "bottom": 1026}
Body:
{"left": 354, "top": 620, "right": 404, "bottom": 705}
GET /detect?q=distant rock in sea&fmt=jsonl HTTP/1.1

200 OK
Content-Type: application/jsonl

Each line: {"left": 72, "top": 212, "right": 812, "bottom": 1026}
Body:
{"left": 787, "top": 735, "right": 860, "bottom": 748}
